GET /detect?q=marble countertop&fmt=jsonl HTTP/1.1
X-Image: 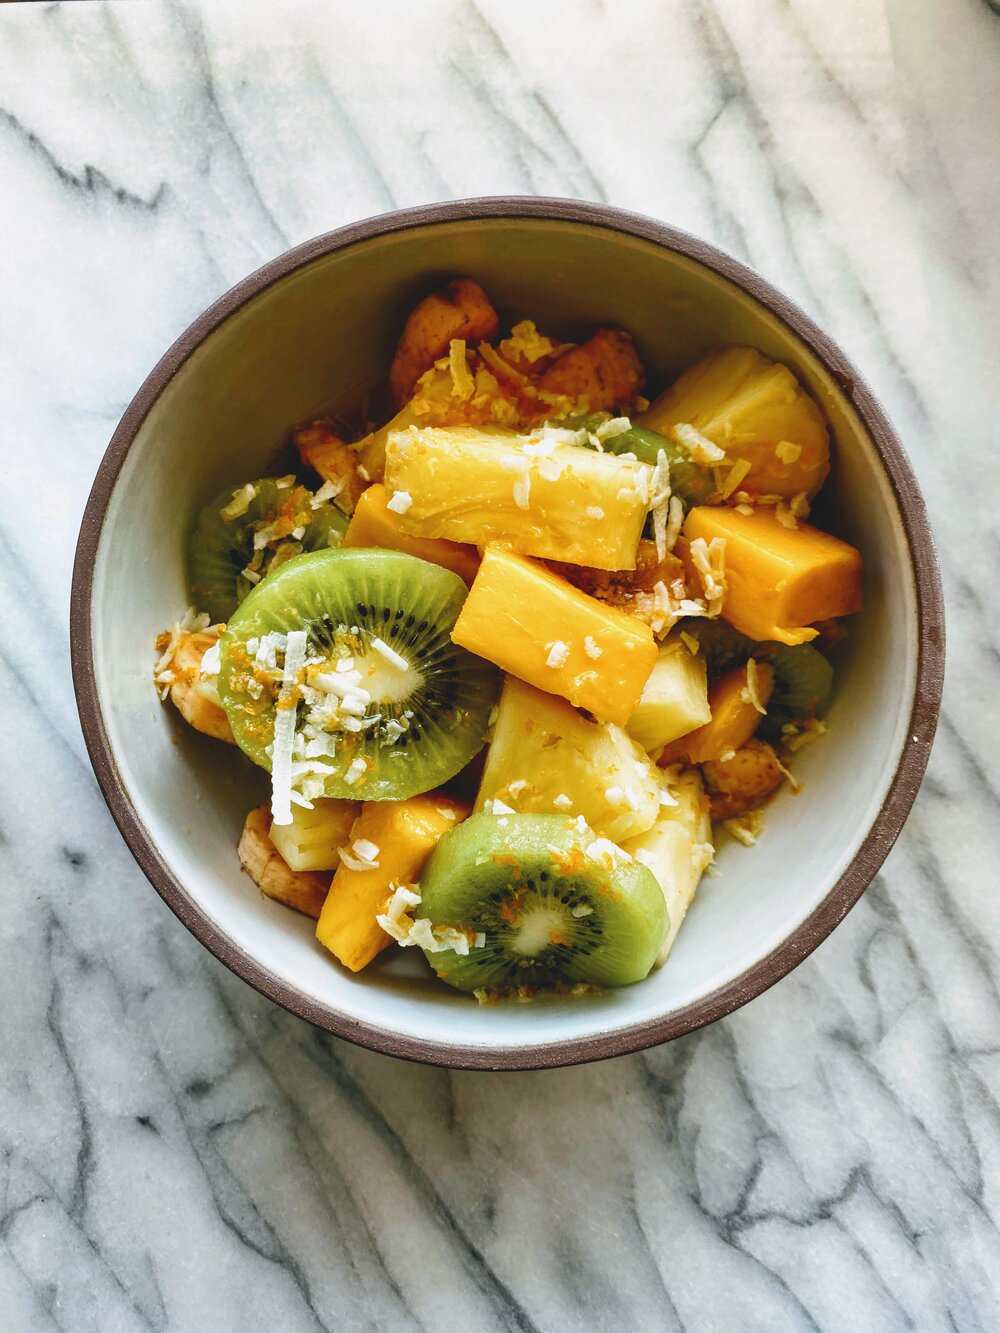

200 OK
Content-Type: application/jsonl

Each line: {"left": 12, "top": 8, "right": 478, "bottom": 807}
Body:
{"left": 2, "top": 0, "right": 998, "bottom": 1327}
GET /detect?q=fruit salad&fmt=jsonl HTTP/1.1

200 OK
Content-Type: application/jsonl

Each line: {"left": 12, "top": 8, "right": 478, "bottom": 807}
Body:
{"left": 154, "top": 277, "right": 863, "bottom": 1002}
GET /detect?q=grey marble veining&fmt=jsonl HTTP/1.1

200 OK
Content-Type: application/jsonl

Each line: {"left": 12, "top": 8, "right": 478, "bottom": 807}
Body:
{"left": 1, "top": 0, "right": 998, "bottom": 1328}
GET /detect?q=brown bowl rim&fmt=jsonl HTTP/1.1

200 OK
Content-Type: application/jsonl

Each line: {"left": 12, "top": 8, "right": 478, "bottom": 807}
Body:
{"left": 70, "top": 197, "right": 945, "bottom": 1071}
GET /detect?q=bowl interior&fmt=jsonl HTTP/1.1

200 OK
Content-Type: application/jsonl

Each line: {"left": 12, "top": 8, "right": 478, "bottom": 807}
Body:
{"left": 89, "top": 217, "right": 917, "bottom": 1058}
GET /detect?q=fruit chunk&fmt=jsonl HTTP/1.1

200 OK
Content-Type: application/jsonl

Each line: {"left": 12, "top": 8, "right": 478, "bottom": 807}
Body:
{"left": 219, "top": 549, "right": 499, "bottom": 806}
{"left": 451, "top": 547, "right": 657, "bottom": 726}
{"left": 564, "top": 415, "right": 714, "bottom": 508}
{"left": 626, "top": 636, "right": 711, "bottom": 752}
{"left": 315, "top": 795, "right": 469, "bottom": 971}
{"left": 238, "top": 807, "right": 330, "bottom": 918}
{"left": 536, "top": 328, "right": 645, "bottom": 413}
{"left": 189, "top": 477, "right": 348, "bottom": 623}
{"left": 621, "top": 768, "right": 713, "bottom": 964}
{"left": 640, "top": 346, "right": 830, "bottom": 499}
{"left": 166, "top": 631, "right": 234, "bottom": 744}
{"left": 665, "top": 661, "right": 775, "bottom": 765}
{"left": 384, "top": 424, "right": 651, "bottom": 572}
{"left": 475, "top": 676, "right": 660, "bottom": 842}
{"left": 680, "top": 505, "right": 862, "bottom": 646}
{"left": 415, "top": 812, "right": 666, "bottom": 992}
{"left": 389, "top": 279, "right": 499, "bottom": 408}
{"left": 293, "top": 423, "right": 368, "bottom": 514}
{"left": 702, "top": 740, "right": 787, "bottom": 820}
{"left": 343, "top": 483, "right": 480, "bottom": 585}
{"left": 755, "top": 642, "right": 833, "bottom": 739}
{"left": 268, "top": 798, "right": 360, "bottom": 872}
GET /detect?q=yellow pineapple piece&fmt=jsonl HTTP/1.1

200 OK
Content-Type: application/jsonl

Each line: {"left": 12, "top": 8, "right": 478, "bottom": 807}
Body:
{"left": 475, "top": 675, "right": 661, "bottom": 842}
{"left": 621, "top": 768, "right": 713, "bottom": 964}
{"left": 384, "top": 424, "right": 651, "bottom": 571}
{"left": 640, "top": 346, "right": 830, "bottom": 499}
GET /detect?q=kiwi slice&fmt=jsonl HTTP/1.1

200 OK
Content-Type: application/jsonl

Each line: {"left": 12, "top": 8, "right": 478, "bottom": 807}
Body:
{"left": 415, "top": 812, "right": 666, "bottom": 993}
{"left": 189, "top": 477, "right": 348, "bottom": 623}
{"left": 755, "top": 642, "right": 833, "bottom": 738}
{"left": 218, "top": 548, "right": 500, "bottom": 802}
{"left": 560, "top": 413, "right": 714, "bottom": 508}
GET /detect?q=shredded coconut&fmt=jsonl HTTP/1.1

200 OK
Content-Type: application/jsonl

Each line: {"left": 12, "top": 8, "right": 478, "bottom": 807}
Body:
{"left": 376, "top": 883, "right": 485, "bottom": 955}
{"left": 719, "top": 457, "right": 752, "bottom": 500}
{"left": 775, "top": 440, "right": 802, "bottom": 464}
{"left": 343, "top": 756, "right": 367, "bottom": 786}
{"left": 673, "top": 422, "right": 725, "bottom": 465}
{"left": 386, "top": 489, "right": 413, "bottom": 515}
{"left": 371, "top": 636, "right": 409, "bottom": 671}
{"left": 553, "top": 794, "right": 573, "bottom": 810}
{"left": 743, "top": 657, "right": 767, "bottom": 715}
{"left": 270, "top": 630, "right": 308, "bottom": 826}
{"left": 484, "top": 797, "right": 515, "bottom": 816}
{"left": 545, "top": 640, "right": 570, "bottom": 669}
{"left": 338, "top": 838, "right": 381, "bottom": 871}
{"left": 687, "top": 536, "right": 727, "bottom": 618}
{"left": 220, "top": 482, "right": 257, "bottom": 520}
{"left": 583, "top": 635, "right": 603, "bottom": 660}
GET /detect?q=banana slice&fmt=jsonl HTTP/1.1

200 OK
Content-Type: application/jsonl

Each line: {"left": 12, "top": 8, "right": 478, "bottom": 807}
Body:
{"left": 169, "top": 632, "right": 234, "bottom": 744}
{"left": 238, "top": 807, "right": 331, "bottom": 919}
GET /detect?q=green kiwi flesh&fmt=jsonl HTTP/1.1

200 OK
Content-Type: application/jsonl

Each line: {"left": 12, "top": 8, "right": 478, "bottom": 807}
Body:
{"left": 217, "top": 548, "right": 500, "bottom": 801}
{"left": 755, "top": 642, "right": 833, "bottom": 738}
{"left": 189, "top": 477, "right": 348, "bottom": 623}
{"left": 416, "top": 813, "right": 666, "bottom": 993}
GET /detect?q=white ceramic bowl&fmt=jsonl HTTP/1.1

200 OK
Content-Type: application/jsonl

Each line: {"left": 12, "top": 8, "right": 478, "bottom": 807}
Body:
{"left": 72, "top": 199, "right": 944, "bottom": 1069}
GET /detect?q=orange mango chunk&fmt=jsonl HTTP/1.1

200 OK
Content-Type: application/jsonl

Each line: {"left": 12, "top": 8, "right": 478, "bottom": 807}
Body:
{"left": 681, "top": 506, "right": 862, "bottom": 646}
{"left": 315, "top": 794, "right": 469, "bottom": 972}
{"left": 673, "top": 661, "right": 775, "bottom": 765}
{"left": 343, "top": 484, "right": 480, "bottom": 586}
{"left": 451, "top": 546, "right": 657, "bottom": 726}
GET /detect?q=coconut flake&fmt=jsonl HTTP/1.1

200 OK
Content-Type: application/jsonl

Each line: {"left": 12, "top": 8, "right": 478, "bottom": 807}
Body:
{"left": 583, "top": 635, "right": 603, "bottom": 660}
{"left": 220, "top": 483, "right": 257, "bottom": 521}
{"left": 270, "top": 630, "right": 308, "bottom": 826}
{"left": 545, "top": 640, "right": 570, "bottom": 669}
{"left": 386, "top": 490, "right": 412, "bottom": 515}
{"left": 371, "top": 636, "right": 409, "bottom": 671}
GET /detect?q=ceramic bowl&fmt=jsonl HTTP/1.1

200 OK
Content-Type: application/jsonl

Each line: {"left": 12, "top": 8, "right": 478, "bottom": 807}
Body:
{"left": 72, "top": 198, "right": 944, "bottom": 1070}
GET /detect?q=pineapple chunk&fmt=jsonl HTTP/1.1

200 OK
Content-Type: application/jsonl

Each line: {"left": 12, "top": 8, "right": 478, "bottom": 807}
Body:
{"left": 621, "top": 768, "right": 713, "bottom": 964}
{"left": 626, "top": 635, "right": 711, "bottom": 753}
{"left": 640, "top": 346, "right": 830, "bottom": 499}
{"left": 315, "top": 795, "right": 469, "bottom": 972}
{"left": 343, "top": 483, "right": 480, "bottom": 585}
{"left": 268, "top": 798, "right": 360, "bottom": 872}
{"left": 384, "top": 424, "right": 651, "bottom": 571}
{"left": 476, "top": 676, "right": 660, "bottom": 842}
{"left": 451, "top": 547, "right": 657, "bottom": 727}
{"left": 680, "top": 505, "right": 863, "bottom": 646}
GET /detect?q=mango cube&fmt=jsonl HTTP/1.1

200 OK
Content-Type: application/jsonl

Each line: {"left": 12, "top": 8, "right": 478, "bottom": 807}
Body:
{"left": 681, "top": 505, "right": 862, "bottom": 646}
{"left": 384, "top": 424, "right": 651, "bottom": 571}
{"left": 343, "top": 483, "right": 480, "bottom": 585}
{"left": 315, "top": 795, "right": 469, "bottom": 972}
{"left": 451, "top": 547, "right": 657, "bottom": 726}
{"left": 675, "top": 661, "right": 775, "bottom": 765}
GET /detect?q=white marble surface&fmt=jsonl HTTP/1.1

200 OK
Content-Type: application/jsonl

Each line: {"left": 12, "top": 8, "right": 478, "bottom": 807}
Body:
{"left": 1, "top": 0, "right": 998, "bottom": 1327}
